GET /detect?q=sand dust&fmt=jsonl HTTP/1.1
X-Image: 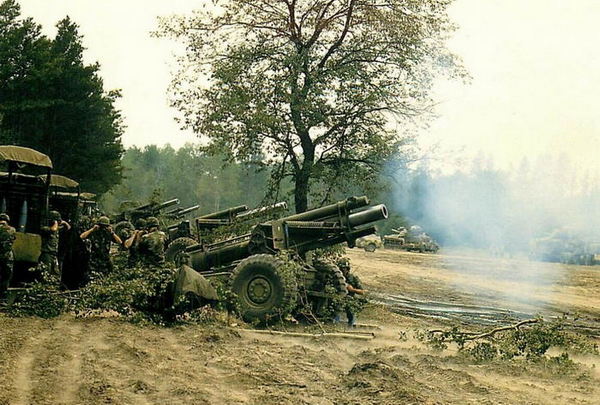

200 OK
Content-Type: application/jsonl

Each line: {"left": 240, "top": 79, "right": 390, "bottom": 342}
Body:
{"left": 0, "top": 248, "right": 598, "bottom": 404}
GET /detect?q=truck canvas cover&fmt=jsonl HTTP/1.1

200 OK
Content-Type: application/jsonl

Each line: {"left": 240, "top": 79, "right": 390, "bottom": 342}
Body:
{"left": 43, "top": 174, "right": 79, "bottom": 189}
{"left": 0, "top": 146, "right": 53, "bottom": 168}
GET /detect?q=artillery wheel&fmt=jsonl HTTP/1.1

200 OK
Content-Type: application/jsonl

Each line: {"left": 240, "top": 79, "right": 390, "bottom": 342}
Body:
{"left": 230, "top": 254, "right": 298, "bottom": 323}
{"left": 166, "top": 237, "right": 197, "bottom": 264}
{"left": 364, "top": 242, "right": 377, "bottom": 253}
{"left": 313, "top": 260, "right": 347, "bottom": 296}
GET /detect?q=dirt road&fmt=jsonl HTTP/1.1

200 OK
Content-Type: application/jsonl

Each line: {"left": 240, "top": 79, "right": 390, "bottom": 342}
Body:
{"left": 0, "top": 248, "right": 598, "bottom": 404}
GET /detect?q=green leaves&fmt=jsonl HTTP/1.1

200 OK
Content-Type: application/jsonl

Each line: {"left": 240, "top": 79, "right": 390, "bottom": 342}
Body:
{"left": 0, "top": 2, "right": 123, "bottom": 194}
{"left": 158, "top": 0, "right": 464, "bottom": 212}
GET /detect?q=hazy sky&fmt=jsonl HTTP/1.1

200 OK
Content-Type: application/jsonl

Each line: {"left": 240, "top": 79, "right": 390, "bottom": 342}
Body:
{"left": 17, "top": 0, "right": 600, "bottom": 174}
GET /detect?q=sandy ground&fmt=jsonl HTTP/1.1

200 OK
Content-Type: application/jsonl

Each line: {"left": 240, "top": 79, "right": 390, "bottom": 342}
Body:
{"left": 1, "top": 248, "right": 599, "bottom": 405}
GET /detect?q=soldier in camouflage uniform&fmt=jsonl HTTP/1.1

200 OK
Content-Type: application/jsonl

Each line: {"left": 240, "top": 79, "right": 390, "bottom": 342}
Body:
{"left": 80, "top": 216, "right": 122, "bottom": 276}
{"left": 0, "top": 213, "right": 16, "bottom": 298}
{"left": 138, "top": 217, "right": 167, "bottom": 267}
{"left": 336, "top": 257, "right": 366, "bottom": 327}
{"left": 124, "top": 218, "right": 147, "bottom": 267}
{"left": 39, "top": 210, "right": 71, "bottom": 285}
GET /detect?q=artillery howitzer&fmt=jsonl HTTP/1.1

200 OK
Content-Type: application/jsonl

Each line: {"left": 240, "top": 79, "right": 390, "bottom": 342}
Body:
{"left": 164, "top": 204, "right": 201, "bottom": 220}
{"left": 112, "top": 198, "right": 181, "bottom": 241}
{"left": 383, "top": 226, "right": 439, "bottom": 253}
{"left": 166, "top": 202, "right": 288, "bottom": 245}
{"left": 169, "top": 196, "right": 387, "bottom": 322}
{"left": 113, "top": 198, "right": 180, "bottom": 224}
{"left": 529, "top": 230, "right": 600, "bottom": 266}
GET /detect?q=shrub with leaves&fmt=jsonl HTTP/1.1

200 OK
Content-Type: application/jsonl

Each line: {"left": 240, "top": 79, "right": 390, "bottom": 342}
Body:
{"left": 7, "top": 280, "right": 68, "bottom": 319}
{"left": 420, "top": 318, "right": 599, "bottom": 363}
{"left": 74, "top": 264, "right": 177, "bottom": 322}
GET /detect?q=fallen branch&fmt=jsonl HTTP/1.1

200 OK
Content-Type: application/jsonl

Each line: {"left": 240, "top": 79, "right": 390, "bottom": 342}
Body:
{"left": 238, "top": 328, "right": 375, "bottom": 340}
{"left": 430, "top": 319, "right": 540, "bottom": 342}
{"left": 354, "top": 323, "right": 382, "bottom": 330}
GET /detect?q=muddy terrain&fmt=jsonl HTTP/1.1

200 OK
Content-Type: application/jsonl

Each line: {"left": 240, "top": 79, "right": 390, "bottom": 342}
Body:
{"left": 1, "top": 249, "right": 599, "bottom": 404}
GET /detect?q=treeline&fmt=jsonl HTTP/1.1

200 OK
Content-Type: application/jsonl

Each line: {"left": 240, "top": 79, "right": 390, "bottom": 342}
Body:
{"left": 0, "top": 0, "right": 123, "bottom": 194}
{"left": 102, "top": 143, "right": 600, "bottom": 254}
{"left": 101, "top": 144, "right": 405, "bottom": 236}
{"left": 101, "top": 144, "right": 273, "bottom": 215}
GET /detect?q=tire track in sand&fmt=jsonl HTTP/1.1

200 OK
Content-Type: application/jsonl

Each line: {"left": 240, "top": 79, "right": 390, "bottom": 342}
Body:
{"left": 12, "top": 318, "right": 84, "bottom": 405}
{"left": 54, "top": 321, "right": 84, "bottom": 405}
{"left": 11, "top": 320, "right": 55, "bottom": 405}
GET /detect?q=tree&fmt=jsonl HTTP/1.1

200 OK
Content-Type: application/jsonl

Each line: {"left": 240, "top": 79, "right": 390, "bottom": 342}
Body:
{"left": 0, "top": 1, "right": 123, "bottom": 194}
{"left": 101, "top": 144, "right": 271, "bottom": 215}
{"left": 158, "top": 0, "right": 463, "bottom": 212}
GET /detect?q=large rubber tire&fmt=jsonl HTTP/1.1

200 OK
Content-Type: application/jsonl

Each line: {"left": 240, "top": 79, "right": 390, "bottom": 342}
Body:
{"left": 313, "top": 260, "right": 347, "bottom": 296}
{"left": 364, "top": 243, "right": 377, "bottom": 253}
{"left": 165, "top": 237, "right": 197, "bottom": 264}
{"left": 230, "top": 254, "right": 298, "bottom": 323}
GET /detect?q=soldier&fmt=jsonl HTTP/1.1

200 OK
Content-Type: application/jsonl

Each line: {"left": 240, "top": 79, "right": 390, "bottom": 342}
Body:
{"left": 336, "top": 257, "right": 366, "bottom": 327}
{"left": 138, "top": 216, "right": 167, "bottom": 267}
{"left": 124, "top": 218, "right": 147, "bottom": 267}
{"left": 0, "top": 213, "right": 16, "bottom": 297}
{"left": 39, "top": 210, "right": 71, "bottom": 285}
{"left": 80, "top": 216, "right": 122, "bottom": 276}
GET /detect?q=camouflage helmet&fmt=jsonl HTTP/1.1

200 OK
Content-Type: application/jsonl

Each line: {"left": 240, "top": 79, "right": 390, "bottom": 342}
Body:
{"left": 97, "top": 216, "right": 110, "bottom": 226}
{"left": 134, "top": 218, "right": 147, "bottom": 229}
{"left": 49, "top": 210, "right": 62, "bottom": 221}
{"left": 0, "top": 213, "right": 9, "bottom": 222}
{"left": 337, "top": 257, "right": 351, "bottom": 272}
{"left": 146, "top": 216, "right": 159, "bottom": 228}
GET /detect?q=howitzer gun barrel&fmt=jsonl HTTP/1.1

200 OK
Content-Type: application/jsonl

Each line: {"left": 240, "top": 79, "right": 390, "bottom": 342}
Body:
{"left": 347, "top": 204, "right": 388, "bottom": 227}
{"left": 133, "top": 198, "right": 180, "bottom": 213}
{"left": 178, "top": 205, "right": 200, "bottom": 216}
{"left": 167, "top": 204, "right": 201, "bottom": 219}
{"left": 236, "top": 202, "right": 288, "bottom": 221}
{"left": 282, "top": 196, "right": 370, "bottom": 223}
{"left": 164, "top": 207, "right": 182, "bottom": 216}
{"left": 196, "top": 218, "right": 231, "bottom": 228}
{"left": 284, "top": 204, "right": 387, "bottom": 232}
{"left": 197, "top": 205, "right": 248, "bottom": 220}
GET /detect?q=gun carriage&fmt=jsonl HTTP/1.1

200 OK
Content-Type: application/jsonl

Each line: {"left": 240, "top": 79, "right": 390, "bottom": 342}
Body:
{"left": 169, "top": 196, "right": 387, "bottom": 322}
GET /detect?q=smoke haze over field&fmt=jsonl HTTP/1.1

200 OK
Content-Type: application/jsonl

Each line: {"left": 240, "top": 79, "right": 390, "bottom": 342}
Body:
{"left": 397, "top": 154, "right": 600, "bottom": 253}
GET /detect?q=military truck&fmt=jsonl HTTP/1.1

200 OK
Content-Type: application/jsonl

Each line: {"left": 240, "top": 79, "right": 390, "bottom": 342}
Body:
{"left": 355, "top": 234, "right": 383, "bottom": 252}
{"left": 167, "top": 196, "right": 387, "bottom": 322}
{"left": 0, "top": 146, "right": 53, "bottom": 281}
{"left": 383, "top": 226, "right": 439, "bottom": 253}
{"left": 0, "top": 146, "right": 95, "bottom": 287}
{"left": 530, "top": 230, "right": 599, "bottom": 265}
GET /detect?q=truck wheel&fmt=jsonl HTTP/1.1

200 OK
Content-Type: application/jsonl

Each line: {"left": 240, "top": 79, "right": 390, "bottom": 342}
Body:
{"left": 364, "top": 243, "right": 377, "bottom": 253}
{"left": 230, "top": 254, "right": 298, "bottom": 323}
{"left": 313, "top": 260, "right": 347, "bottom": 296}
{"left": 166, "top": 237, "right": 197, "bottom": 264}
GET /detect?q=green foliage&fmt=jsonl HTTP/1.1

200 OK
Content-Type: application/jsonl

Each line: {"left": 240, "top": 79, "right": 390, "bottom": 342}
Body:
{"left": 7, "top": 281, "right": 67, "bottom": 318}
{"left": 157, "top": 0, "right": 465, "bottom": 212}
{"left": 101, "top": 145, "right": 272, "bottom": 215}
{"left": 465, "top": 342, "right": 497, "bottom": 363}
{"left": 74, "top": 264, "right": 177, "bottom": 322}
{"left": 420, "top": 318, "right": 599, "bottom": 363}
{"left": 0, "top": 1, "right": 123, "bottom": 194}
